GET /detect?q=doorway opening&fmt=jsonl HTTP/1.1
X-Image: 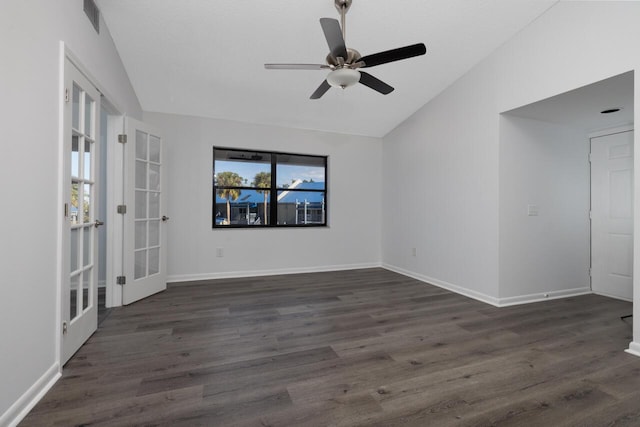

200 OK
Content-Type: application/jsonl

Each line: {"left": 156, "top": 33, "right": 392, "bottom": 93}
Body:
{"left": 62, "top": 56, "right": 102, "bottom": 364}
{"left": 60, "top": 49, "right": 127, "bottom": 364}
{"left": 498, "top": 71, "right": 634, "bottom": 306}
{"left": 98, "top": 102, "right": 114, "bottom": 324}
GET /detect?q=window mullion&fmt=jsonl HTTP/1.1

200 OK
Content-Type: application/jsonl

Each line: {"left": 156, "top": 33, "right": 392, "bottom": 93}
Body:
{"left": 270, "top": 154, "right": 277, "bottom": 226}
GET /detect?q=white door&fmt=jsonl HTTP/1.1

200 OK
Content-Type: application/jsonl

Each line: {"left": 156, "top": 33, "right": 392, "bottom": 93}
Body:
{"left": 591, "top": 130, "right": 634, "bottom": 301}
{"left": 122, "top": 118, "right": 167, "bottom": 304}
{"left": 62, "top": 58, "right": 101, "bottom": 363}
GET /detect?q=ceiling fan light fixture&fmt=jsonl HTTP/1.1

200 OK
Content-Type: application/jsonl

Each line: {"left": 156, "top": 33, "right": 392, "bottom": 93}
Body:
{"left": 327, "top": 68, "right": 361, "bottom": 89}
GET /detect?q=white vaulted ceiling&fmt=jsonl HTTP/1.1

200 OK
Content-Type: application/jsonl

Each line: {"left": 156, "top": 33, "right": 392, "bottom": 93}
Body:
{"left": 97, "top": 0, "right": 559, "bottom": 137}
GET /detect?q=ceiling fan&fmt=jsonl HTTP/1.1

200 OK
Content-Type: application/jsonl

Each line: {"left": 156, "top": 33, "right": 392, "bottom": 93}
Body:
{"left": 264, "top": 0, "right": 426, "bottom": 99}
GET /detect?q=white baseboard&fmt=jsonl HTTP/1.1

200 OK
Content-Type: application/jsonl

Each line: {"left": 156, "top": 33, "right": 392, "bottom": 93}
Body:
{"left": 381, "top": 264, "right": 594, "bottom": 308}
{"left": 167, "top": 262, "right": 382, "bottom": 284}
{"left": 592, "top": 290, "right": 633, "bottom": 303}
{"left": 1, "top": 363, "right": 60, "bottom": 427}
{"left": 381, "top": 263, "right": 501, "bottom": 307}
{"left": 625, "top": 341, "right": 640, "bottom": 358}
{"left": 497, "top": 287, "right": 592, "bottom": 307}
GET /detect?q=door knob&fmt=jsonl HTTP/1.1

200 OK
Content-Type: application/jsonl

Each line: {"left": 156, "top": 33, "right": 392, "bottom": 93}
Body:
{"left": 94, "top": 220, "right": 105, "bottom": 228}
{"left": 162, "top": 215, "right": 170, "bottom": 222}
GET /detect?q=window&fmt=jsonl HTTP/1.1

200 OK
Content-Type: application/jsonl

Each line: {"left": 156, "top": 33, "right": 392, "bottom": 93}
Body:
{"left": 213, "top": 147, "right": 327, "bottom": 228}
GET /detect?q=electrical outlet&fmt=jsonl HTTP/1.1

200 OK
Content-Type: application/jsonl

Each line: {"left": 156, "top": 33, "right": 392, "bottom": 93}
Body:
{"left": 411, "top": 248, "right": 417, "bottom": 257}
{"left": 216, "top": 247, "right": 224, "bottom": 258}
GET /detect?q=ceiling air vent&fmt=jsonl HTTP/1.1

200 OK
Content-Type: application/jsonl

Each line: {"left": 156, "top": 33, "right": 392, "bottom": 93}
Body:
{"left": 84, "top": 0, "right": 100, "bottom": 34}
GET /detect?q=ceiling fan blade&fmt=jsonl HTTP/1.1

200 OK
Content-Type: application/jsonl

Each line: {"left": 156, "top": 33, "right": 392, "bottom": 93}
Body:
{"left": 320, "top": 18, "right": 347, "bottom": 59}
{"left": 359, "top": 71, "right": 394, "bottom": 95}
{"left": 265, "top": 64, "right": 331, "bottom": 70}
{"left": 310, "top": 80, "right": 331, "bottom": 99}
{"left": 360, "top": 43, "right": 426, "bottom": 68}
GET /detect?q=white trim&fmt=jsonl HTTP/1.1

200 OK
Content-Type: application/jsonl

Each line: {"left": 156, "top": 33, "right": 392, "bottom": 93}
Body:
{"left": 592, "top": 290, "right": 633, "bottom": 303}
{"left": 100, "top": 101, "right": 123, "bottom": 309}
{"left": 625, "top": 341, "right": 640, "bottom": 357}
{"left": 55, "top": 42, "right": 66, "bottom": 371}
{"left": 381, "top": 264, "right": 593, "bottom": 307}
{"left": 588, "top": 124, "right": 634, "bottom": 139}
{"left": 381, "top": 264, "right": 501, "bottom": 307}
{"left": 167, "top": 262, "right": 381, "bottom": 283}
{"left": 175, "top": 262, "right": 597, "bottom": 309}
{"left": 105, "top": 114, "right": 125, "bottom": 308}
{"left": 64, "top": 46, "right": 124, "bottom": 114}
{"left": 497, "top": 287, "right": 592, "bottom": 307}
{"left": 0, "top": 363, "right": 60, "bottom": 427}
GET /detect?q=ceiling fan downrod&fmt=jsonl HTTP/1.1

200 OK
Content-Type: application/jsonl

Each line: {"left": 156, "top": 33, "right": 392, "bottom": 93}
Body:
{"left": 334, "top": 0, "right": 352, "bottom": 43}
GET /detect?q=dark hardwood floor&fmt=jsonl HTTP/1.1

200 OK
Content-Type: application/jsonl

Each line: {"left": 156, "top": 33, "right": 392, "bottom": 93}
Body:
{"left": 98, "top": 286, "right": 112, "bottom": 326}
{"left": 70, "top": 287, "right": 111, "bottom": 326}
{"left": 21, "top": 268, "right": 640, "bottom": 426}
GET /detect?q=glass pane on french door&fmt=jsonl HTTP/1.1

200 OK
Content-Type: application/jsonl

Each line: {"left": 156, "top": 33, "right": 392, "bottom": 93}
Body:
{"left": 134, "top": 130, "right": 161, "bottom": 280}
{"left": 63, "top": 57, "right": 100, "bottom": 364}
{"left": 69, "top": 84, "right": 96, "bottom": 322}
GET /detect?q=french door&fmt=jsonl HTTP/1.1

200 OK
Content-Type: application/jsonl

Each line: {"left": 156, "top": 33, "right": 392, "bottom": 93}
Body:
{"left": 62, "top": 58, "right": 101, "bottom": 363}
{"left": 122, "top": 118, "right": 167, "bottom": 304}
{"left": 591, "top": 130, "right": 634, "bottom": 301}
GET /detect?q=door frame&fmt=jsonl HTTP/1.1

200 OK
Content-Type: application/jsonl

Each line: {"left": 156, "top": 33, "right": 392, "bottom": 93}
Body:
{"left": 589, "top": 125, "right": 634, "bottom": 301}
{"left": 57, "top": 44, "right": 125, "bottom": 367}
{"left": 102, "top": 102, "right": 125, "bottom": 309}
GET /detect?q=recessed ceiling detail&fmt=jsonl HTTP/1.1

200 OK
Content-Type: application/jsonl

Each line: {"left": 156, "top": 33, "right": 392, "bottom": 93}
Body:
{"left": 504, "top": 71, "right": 634, "bottom": 132}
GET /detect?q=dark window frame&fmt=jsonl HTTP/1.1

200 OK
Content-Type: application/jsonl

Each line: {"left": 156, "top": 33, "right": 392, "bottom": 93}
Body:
{"left": 213, "top": 146, "right": 328, "bottom": 228}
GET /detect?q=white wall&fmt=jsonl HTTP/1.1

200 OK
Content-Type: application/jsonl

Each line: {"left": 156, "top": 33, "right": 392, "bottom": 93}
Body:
{"left": 499, "top": 115, "right": 590, "bottom": 304}
{"left": 0, "top": 0, "right": 141, "bottom": 423}
{"left": 143, "top": 113, "right": 382, "bottom": 282}
{"left": 381, "top": 72, "right": 501, "bottom": 302}
{"left": 382, "top": 2, "right": 640, "bottom": 308}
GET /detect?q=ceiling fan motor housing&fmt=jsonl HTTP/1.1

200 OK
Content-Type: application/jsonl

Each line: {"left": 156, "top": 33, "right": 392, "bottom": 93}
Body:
{"left": 326, "top": 48, "right": 361, "bottom": 68}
